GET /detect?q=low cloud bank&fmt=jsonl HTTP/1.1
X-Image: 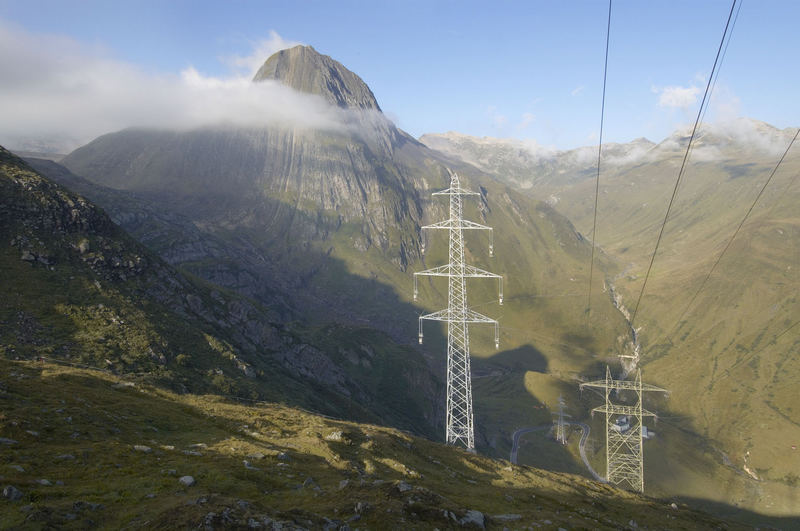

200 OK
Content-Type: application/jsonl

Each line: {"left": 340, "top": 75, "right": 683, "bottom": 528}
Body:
{"left": 0, "top": 24, "right": 352, "bottom": 153}
{"left": 653, "top": 118, "right": 796, "bottom": 160}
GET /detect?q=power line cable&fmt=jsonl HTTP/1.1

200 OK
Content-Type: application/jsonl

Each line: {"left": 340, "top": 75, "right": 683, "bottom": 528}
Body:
{"left": 714, "top": 319, "right": 800, "bottom": 383}
{"left": 662, "top": 128, "right": 799, "bottom": 343}
{"left": 629, "top": 0, "right": 739, "bottom": 329}
{"left": 686, "top": 0, "right": 742, "bottom": 174}
{"left": 587, "top": 0, "right": 612, "bottom": 321}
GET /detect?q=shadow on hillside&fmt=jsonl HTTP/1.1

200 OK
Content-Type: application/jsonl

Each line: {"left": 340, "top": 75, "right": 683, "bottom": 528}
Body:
{"left": 23, "top": 158, "right": 452, "bottom": 440}
{"left": 471, "top": 347, "right": 591, "bottom": 478}
{"left": 7, "top": 348, "right": 783, "bottom": 529}
{"left": 672, "top": 496, "right": 800, "bottom": 529}
{"left": 29, "top": 157, "right": 626, "bottom": 470}
{"left": 472, "top": 344, "right": 548, "bottom": 376}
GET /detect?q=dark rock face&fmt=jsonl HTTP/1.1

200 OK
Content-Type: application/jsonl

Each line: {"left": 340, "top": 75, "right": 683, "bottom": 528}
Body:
{"left": 57, "top": 124, "right": 432, "bottom": 330}
{"left": 3, "top": 145, "right": 441, "bottom": 438}
{"left": 254, "top": 45, "right": 381, "bottom": 111}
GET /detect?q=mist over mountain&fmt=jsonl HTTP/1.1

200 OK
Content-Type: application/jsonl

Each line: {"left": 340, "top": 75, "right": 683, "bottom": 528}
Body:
{"left": 0, "top": 27, "right": 354, "bottom": 153}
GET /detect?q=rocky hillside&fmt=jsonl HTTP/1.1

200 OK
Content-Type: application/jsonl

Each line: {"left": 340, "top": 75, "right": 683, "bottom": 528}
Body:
{"left": 1, "top": 145, "right": 776, "bottom": 529}
{"left": 0, "top": 145, "right": 440, "bottom": 437}
{"left": 0, "top": 356, "right": 760, "bottom": 530}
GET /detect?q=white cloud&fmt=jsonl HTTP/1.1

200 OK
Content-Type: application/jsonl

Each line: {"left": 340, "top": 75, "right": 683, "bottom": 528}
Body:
{"left": 485, "top": 105, "right": 508, "bottom": 130}
{"left": 222, "top": 31, "right": 303, "bottom": 77}
{"left": 570, "top": 85, "right": 584, "bottom": 97}
{"left": 0, "top": 23, "right": 348, "bottom": 153}
{"left": 518, "top": 138, "right": 557, "bottom": 158}
{"left": 493, "top": 115, "right": 508, "bottom": 128}
{"left": 654, "top": 84, "right": 701, "bottom": 110}
{"left": 707, "top": 84, "right": 741, "bottom": 123}
{"left": 712, "top": 118, "right": 794, "bottom": 156}
{"left": 517, "top": 112, "right": 535, "bottom": 130}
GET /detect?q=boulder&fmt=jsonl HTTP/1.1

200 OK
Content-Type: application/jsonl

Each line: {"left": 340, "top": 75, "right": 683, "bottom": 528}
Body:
{"left": 460, "top": 509, "right": 485, "bottom": 529}
{"left": 2, "top": 485, "right": 22, "bottom": 501}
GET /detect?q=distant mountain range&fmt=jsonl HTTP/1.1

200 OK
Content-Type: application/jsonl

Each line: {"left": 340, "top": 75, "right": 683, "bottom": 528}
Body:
{"left": 421, "top": 118, "right": 795, "bottom": 197}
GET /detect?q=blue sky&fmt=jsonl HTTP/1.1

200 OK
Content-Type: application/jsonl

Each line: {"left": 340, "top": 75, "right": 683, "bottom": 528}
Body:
{"left": 1, "top": 0, "right": 798, "bottom": 151}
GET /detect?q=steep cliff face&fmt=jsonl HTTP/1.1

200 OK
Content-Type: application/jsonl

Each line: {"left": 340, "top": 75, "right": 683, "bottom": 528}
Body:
{"left": 57, "top": 47, "right": 444, "bottom": 323}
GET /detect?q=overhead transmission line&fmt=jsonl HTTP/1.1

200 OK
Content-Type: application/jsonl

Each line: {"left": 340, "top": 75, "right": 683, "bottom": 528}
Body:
{"left": 629, "top": 0, "right": 739, "bottom": 329}
{"left": 586, "top": 0, "right": 612, "bottom": 321}
{"left": 686, "top": 0, "right": 742, "bottom": 169}
{"left": 661, "top": 128, "right": 799, "bottom": 344}
{"left": 714, "top": 319, "right": 800, "bottom": 383}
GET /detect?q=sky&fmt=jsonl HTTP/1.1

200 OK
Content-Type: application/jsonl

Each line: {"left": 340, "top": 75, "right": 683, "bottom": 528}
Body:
{"left": 1, "top": 0, "right": 799, "bottom": 152}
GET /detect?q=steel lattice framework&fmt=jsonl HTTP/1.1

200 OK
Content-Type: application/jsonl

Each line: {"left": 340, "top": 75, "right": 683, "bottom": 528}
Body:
{"left": 414, "top": 170, "right": 503, "bottom": 451}
{"left": 553, "top": 395, "right": 570, "bottom": 445}
{"left": 580, "top": 367, "right": 667, "bottom": 492}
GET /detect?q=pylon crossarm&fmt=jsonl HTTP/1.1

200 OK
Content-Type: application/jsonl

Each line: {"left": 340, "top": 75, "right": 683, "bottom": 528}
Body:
{"left": 591, "top": 404, "right": 658, "bottom": 417}
{"left": 418, "top": 309, "right": 499, "bottom": 348}
{"left": 415, "top": 264, "right": 501, "bottom": 279}
{"left": 419, "top": 308, "right": 498, "bottom": 324}
{"left": 464, "top": 308, "right": 498, "bottom": 324}
{"left": 422, "top": 219, "right": 492, "bottom": 231}
{"left": 432, "top": 187, "right": 480, "bottom": 197}
{"left": 464, "top": 265, "right": 502, "bottom": 279}
{"left": 580, "top": 380, "right": 667, "bottom": 393}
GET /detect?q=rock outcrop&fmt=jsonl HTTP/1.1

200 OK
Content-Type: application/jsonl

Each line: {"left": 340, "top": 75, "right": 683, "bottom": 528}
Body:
{"left": 254, "top": 45, "right": 381, "bottom": 111}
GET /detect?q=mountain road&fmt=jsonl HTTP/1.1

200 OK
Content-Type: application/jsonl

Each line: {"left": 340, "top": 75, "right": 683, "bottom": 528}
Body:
{"left": 510, "top": 422, "right": 604, "bottom": 482}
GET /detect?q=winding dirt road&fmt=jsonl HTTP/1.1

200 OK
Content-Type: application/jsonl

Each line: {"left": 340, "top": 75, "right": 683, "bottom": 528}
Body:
{"left": 510, "top": 422, "right": 604, "bottom": 482}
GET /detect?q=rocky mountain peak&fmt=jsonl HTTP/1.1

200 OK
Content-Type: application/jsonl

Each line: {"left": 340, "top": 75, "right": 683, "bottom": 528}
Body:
{"left": 253, "top": 45, "right": 381, "bottom": 111}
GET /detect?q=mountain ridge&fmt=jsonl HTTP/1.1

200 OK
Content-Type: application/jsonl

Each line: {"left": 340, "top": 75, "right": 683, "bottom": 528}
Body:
{"left": 254, "top": 45, "right": 381, "bottom": 111}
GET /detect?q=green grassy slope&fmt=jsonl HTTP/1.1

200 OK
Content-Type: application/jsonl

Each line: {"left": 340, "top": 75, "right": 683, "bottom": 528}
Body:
{"left": 419, "top": 126, "right": 800, "bottom": 517}
{"left": 556, "top": 145, "right": 800, "bottom": 494}
{"left": 0, "top": 357, "right": 762, "bottom": 530}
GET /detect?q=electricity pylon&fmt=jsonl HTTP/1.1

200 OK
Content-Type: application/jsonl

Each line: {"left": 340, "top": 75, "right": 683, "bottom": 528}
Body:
{"left": 580, "top": 367, "right": 667, "bottom": 492}
{"left": 415, "top": 170, "right": 503, "bottom": 451}
{"left": 552, "top": 395, "right": 571, "bottom": 445}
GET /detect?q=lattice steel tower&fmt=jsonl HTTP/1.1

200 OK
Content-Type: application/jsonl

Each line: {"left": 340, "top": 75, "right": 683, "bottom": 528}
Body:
{"left": 580, "top": 367, "right": 667, "bottom": 492}
{"left": 414, "top": 170, "right": 503, "bottom": 451}
{"left": 553, "top": 396, "right": 570, "bottom": 445}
